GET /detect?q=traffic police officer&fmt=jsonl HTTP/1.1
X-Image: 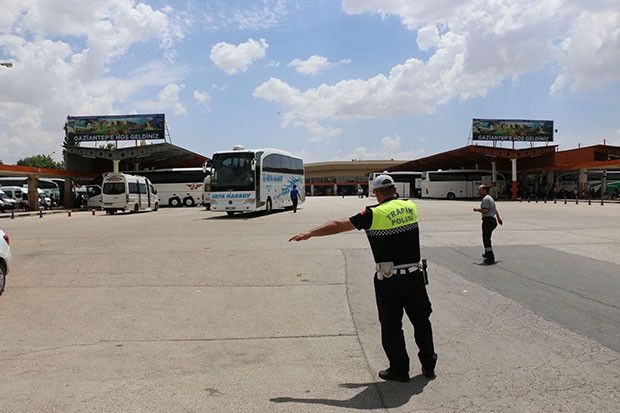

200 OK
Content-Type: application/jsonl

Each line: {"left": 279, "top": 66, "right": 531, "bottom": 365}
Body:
{"left": 289, "top": 174, "right": 437, "bottom": 382}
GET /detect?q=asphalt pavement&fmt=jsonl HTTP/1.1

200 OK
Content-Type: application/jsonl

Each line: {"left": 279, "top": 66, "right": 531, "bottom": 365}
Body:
{"left": 0, "top": 197, "right": 619, "bottom": 412}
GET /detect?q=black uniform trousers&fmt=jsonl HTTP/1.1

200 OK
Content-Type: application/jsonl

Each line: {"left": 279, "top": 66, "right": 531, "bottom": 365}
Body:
{"left": 374, "top": 269, "right": 436, "bottom": 374}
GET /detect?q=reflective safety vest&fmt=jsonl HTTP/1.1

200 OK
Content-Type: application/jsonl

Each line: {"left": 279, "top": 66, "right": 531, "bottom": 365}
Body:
{"left": 365, "top": 198, "right": 421, "bottom": 265}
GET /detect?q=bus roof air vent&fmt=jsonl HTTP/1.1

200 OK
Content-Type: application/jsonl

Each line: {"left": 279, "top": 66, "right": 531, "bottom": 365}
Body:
{"left": 233, "top": 145, "right": 244, "bottom": 151}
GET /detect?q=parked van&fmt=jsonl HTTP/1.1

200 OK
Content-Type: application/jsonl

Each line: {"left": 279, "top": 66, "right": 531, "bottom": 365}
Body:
{"left": 0, "top": 189, "right": 17, "bottom": 211}
{"left": 0, "top": 186, "right": 26, "bottom": 209}
{"left": 86, "top": 184, "right": 103, "bottom": 210}
{"left": 101, "top": 173, "right": 159, "bottom": 214}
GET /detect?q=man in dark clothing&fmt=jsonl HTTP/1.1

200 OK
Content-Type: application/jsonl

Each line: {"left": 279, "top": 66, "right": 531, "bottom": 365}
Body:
{"left": 290, "top": 184, "right": 299, "bottom": 213}
{"left": 289, "top": 175, "right": 437, "bottom": 382}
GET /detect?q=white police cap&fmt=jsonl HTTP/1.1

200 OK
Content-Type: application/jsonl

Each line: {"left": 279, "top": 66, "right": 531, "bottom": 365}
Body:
{"left": 372, "top": 174, "right": 395, "bottom": 190}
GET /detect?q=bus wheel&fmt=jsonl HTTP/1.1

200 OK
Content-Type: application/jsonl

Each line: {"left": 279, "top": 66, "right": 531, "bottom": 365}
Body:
{"left": 169, "top": 197, "right": 181, "bottom": 207}
{"left": 183, "top": 197, "right": 195, "bottom": 207}
{"left": 447, "top": 192, "right": 456, "bottom": 200}
{"left": 153, "top": 202, "right": 159, "bottom": 211}
{"left": 133, "top": 204, "right": 139, "bottom": 213}
{"left": 226, "top": 211, "right": 235, "bottom": 216}
{"left": 265, "top": 198, "right": 273, "bottom": 214}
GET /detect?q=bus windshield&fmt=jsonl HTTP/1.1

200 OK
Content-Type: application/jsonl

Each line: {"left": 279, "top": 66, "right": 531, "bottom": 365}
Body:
{"left": 211, "top": 152, "right": 255, "bottom": 191}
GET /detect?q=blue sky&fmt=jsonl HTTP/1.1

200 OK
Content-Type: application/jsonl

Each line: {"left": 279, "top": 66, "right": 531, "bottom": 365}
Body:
{"left": 1, "top": 0, "right": 619, "bottom": 165}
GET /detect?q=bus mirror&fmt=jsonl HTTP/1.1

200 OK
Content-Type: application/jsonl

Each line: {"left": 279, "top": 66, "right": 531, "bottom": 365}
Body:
{"left": 205, "top": 176, "right": 211, "bottom": 184}
{"left": 251, "top": 159, "right": 256, "bottom": 171}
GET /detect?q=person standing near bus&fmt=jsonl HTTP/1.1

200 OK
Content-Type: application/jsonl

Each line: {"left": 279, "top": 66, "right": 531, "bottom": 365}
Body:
{"left": 289, "top": 174, "right": 437, "bottom": 382}
{"left": 290, "top": 184, "right": 299, "bottom": 213}
{"left": 473, "top": 184, "right": 503, "bottom": 264}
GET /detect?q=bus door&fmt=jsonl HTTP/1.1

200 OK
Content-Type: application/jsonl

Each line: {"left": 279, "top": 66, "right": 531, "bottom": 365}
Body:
{"left": 479, "top": 176, "right": 493, "bottom": 198}
{"left": 139, "top": 180, "right": 151, "bottom": 209}
{"left": 147, "top": 181, "right": 157, "bottom": 208}
{"left": 134, "top": 180, "right": 146, "bottom": 209}
{"left": 394, "top": 182, "right": 409, "bottom": 198}
{"left": 253, "top": 157, "right": 261, "bottom": 208}
{"left": 467, "top": 179, "right": 484, "bottom": 198}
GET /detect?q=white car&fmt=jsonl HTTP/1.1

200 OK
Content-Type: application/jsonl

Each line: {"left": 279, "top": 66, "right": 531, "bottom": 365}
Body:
{"left": 0, "top": 229, "right": 12, "bottom": 295}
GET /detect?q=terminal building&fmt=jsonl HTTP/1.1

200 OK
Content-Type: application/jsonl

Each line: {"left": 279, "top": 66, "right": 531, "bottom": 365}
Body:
{"left": 3, "top": 140, "right": 620, "bottom": 209}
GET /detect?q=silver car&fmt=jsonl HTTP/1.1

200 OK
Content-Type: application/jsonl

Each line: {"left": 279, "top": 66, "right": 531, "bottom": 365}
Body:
{"left": 0, "top": 229, "right": 12, "bottom": 295}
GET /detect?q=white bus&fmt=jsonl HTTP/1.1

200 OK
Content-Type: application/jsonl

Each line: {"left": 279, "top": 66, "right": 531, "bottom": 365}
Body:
{"left": 555, "top": 170, "right": 620, "bottom": 197}
{"left": 101, "top": 173, "right": 159, "bottom": 214}
{"left": 368, "top": 171, "right": 422, "bottom": 198}
{"left": 128, "top": 168, "right": 210, "bottom": 207}
{"left": 421, "top": 170, "right": 506, "bottom": 200}
{"left": 209, "top": 146, "right": 304, "bottom": 216}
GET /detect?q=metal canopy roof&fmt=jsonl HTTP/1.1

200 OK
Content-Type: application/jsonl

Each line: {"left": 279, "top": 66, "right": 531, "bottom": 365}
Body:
{"left": 65, "top": 142, "right": 209, "bottom": 176}
{"left": 387, "top": 144, "right": 560, "bottom": 173}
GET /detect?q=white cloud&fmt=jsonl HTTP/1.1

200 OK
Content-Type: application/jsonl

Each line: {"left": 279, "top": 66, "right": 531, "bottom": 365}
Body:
{"left": 209, "top": 38, "right": 269, "bottom": 74}
{"left": 288, "top": 55, "right": 332, "bottom": 75}
{"left": 551, "top": 9, "right": 620, "bottom": 93}
{"left": 0, "top": 0, "right": 186, "bottom": 163}
{"left": 291, "top": 121, "right": 343, "bottom": 144}
{"left": 255, "top": 54, "right": 459, "bottom": 126}
{"left": 253, "top": 0, "right": 620, "bottom": 139}
{"left": 416, "top": 24, "right": 439, "bottom": 51}
{"left": 127, "top": 83, "right": 187, "bottom": 116}
{"left": 193, "top": 90, "right": 212, "bottom": 112}
{"left": 339, "top": 136, "right": 425, "bottom": 161}
{"left": 341, "top": 0, "right": 620, "bottom": 95}
{"left": 202, "top": 0, "right": 288, "bottom": 31}
{"left": 158, "top": 84, "right": 187, "bottom": 116}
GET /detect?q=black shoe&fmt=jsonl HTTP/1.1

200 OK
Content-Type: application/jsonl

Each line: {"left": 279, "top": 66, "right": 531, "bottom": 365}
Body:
{"left": 484, "top": 258, "right": 495, "bottom": 264}
{"left": 482, "top": 252, "right": 486, "bottom": 258}
{"left": 422, "top": 367, "right": 436, "bottom": 379}
{"left": 378, "top": 368, "right": 409, "bottom": 382}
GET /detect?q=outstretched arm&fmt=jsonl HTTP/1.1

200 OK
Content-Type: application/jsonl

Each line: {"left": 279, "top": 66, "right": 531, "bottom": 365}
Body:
{"left": 289, "top": 218, "right": 355, "bottom": 242}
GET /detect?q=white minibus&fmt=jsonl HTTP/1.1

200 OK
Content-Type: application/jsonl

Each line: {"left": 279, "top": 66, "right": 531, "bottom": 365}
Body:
{"left": 101, "top": 173, "right": 159, "bottom": 214}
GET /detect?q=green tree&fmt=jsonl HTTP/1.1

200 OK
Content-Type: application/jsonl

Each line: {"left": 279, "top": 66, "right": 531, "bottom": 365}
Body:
{"left": 16, "top": 154, "right": 64, "bottom": 170}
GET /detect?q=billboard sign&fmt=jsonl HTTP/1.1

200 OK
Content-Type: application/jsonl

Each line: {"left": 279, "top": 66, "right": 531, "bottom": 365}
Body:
{"left": 472, "top": 119, "right": 554, "bottom": 142}
{"left": 66, "top": 113, "right": 165, "bottom": 143}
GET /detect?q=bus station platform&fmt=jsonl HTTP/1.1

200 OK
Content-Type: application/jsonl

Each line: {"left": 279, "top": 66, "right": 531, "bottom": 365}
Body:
{"left": 0, "top": 197, "right": 618, "bottom": 412}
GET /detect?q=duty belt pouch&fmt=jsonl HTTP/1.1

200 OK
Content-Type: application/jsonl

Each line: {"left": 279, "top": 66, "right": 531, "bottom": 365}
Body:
{"left": 376, "top": 262, "right": 394, "bottom": 281}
